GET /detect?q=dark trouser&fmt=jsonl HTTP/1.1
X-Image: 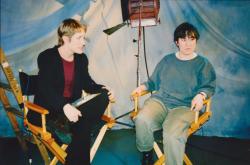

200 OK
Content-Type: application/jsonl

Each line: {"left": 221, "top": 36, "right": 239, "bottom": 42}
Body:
{"left": 65, "top": 90, "right": 109, "bottom": 165}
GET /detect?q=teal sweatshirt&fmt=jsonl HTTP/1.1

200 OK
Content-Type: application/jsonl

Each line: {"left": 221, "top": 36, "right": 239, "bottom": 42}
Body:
{"left": 144, "top": 53, "right": 216, "bottom": 109}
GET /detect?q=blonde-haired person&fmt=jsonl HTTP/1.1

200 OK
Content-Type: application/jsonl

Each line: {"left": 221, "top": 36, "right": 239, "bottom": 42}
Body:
{"left": 27, "top": 18, "right": 114, "bottom": 165}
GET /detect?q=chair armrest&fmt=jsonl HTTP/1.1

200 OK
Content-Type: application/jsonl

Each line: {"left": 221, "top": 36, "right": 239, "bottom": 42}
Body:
{"left": 130, "top": 90, "right": 151, "bottom": 118}
{"left": 203, "top": 98, "right": 211, "bottom": 112}
{"left": 24, "top": 101, "right": 49, "bottom": 133}
{"left": 203, "top": 98, "right": 211, "bottom": 105}
{"left": 194, "top": 97, "right": 212, "bottom": 123}
{"left": 24, "top": 101, "right": 49, "bottom": 114}
{"left": 131, "top": 90, "right": 150, "bottom": 99}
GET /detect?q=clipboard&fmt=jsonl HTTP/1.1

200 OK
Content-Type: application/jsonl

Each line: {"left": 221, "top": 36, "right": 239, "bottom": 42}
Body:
{"left": 71, "top": 93, "right": 101, "bottom": 108}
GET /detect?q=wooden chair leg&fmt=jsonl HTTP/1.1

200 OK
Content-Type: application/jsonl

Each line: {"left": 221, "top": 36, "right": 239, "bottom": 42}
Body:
{"left": 154, "top": 153, "right": 192, "bottom": 165}
{"left": 50, "top": 144, "right": 68, "bottom": 165}
{"left": 32, "top": 135, "right": 51, "bottom": 165}
{"left": 153, "top": 142, "right": 165, "bottom": 165}
{"left": 154, "top": 155, "right": 165, "bottom": 165}
{"left": 90, "top": 102, "right": 115, "bottom": 162}
{"left": 153, "top": 142, "right": 193, "bottom": 165}
{"left": 183, "top": 153, "right": 192, "bottom": 165}
{"left": 90, "top": 124, "right": 109, "bottom": 162}
{"left": 0, "top": 88, "right": 29, "bottom": 152}
{"left": 153, "top": 142, "right": 163, "bottom": 159}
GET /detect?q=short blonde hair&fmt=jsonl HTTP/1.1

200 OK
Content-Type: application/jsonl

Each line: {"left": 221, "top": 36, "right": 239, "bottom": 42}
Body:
{"left": 57, "top": 18, "right": 87, "bottom": 46}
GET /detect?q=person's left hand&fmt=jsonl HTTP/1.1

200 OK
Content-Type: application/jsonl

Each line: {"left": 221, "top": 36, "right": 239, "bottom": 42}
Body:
{"left": 102, "top": 86, "right": 115, "bottom": 102}
{"left": 191, "top": 94, "right": 204, "bottom": 111}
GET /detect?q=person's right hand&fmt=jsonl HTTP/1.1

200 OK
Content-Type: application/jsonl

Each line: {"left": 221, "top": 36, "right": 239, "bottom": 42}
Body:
{"left": 131, "top": 85, "right": 147, "bottom": 97}
{"left": 63, "top": 104, "right": 82, "bottom": 122}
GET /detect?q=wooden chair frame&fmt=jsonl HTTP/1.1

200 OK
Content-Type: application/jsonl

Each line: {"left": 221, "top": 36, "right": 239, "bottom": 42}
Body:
{"left": 131, "top": 91, "right": 212, "bottom": 165}
{"left": 22, "top": 93, "right": 116, "bottom": 165}
{"left": 0, "top": 48, "right": 30, "bottom": 153}
{"left": 19, "top": 70, "right": 117, "bottom": 165}
{"left": 1, "top": 47, "right": 131, "bottom": 164}
{"left": 0, "top": 48, "right": 116, "bottom": 164}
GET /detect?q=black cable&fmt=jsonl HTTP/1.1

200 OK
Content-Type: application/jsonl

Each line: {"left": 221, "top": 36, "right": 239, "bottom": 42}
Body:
{"left": 115, "top": 109, "right": 134, "bottom": 120}
{"left": 115, "top": 121, "right": 135, "bottom": 128}
{"left": 142, "top": 27, "right": 150, "bottom": 80}
{"left": 142, "top": 27, "right": 153, "bottom": 95}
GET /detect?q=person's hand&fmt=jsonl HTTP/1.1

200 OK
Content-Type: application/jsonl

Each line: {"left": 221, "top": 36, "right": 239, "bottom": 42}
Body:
{"left": 190, "top": 93, "right": 205, "bottom": 111}
{"left": 131, "top": 85, "right": 147, "bottom": 97}
{"left": 63, "top": 104, "right": 82, "bottom": 122}
{"left": 102, "top": 86, "right": 115, "bottom": 102}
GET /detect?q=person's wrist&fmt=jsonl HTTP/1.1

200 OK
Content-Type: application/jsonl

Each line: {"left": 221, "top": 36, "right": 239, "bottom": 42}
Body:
{"left": 63, "top": 103, "right": 71, "bottom": 111}
{"left": 199, "top": 92, "right": 206, "bottom": 101}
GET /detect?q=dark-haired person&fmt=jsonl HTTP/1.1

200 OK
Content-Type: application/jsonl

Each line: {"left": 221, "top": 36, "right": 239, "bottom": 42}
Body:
{"left": 131, "top": 22, "right": 216, "bottom": 165}
{"left": 28, "top": 18, "right": 114, "bottom": 165}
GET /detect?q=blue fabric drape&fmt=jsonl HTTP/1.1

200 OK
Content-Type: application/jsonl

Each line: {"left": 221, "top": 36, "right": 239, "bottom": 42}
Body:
{"left": 1, "top": 0, "right": 250, "bottom": 139}
{"left": 1, "top": 0, "right": 90, "bottom": 54}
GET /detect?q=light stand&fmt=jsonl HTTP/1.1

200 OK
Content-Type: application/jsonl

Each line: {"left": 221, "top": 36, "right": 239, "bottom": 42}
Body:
{"left": 102, "top": 0, "right": 160, "bottom": 127}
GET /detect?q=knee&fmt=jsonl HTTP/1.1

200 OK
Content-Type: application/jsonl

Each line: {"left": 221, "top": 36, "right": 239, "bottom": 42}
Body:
{"left": 135, "top": 112, "right": 154, "bottom": 127}
{"left": 163, "top": 132, "right": 176, "bottom": 144}
{"left": 98, "top": 89, "right": 109, "bottom": 103}
{"left": 163, "top": 129, "right": 187, "bottom": 145}
{"left": 100, "top": 88, "right": 109, "bottom": 98}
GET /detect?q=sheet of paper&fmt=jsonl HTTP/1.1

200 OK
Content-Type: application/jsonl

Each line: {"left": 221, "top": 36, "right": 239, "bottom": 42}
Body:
{"left": 71, "top": 93, "right": 101, "bottom": 107}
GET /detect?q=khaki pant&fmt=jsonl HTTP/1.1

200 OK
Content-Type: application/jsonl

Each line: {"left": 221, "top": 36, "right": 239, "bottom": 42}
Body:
{"left": 135, "top": 98, "right": 195, "bottom": 165}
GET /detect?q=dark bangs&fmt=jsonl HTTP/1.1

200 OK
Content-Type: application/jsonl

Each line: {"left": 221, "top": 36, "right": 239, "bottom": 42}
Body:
{"left": 174, "top": 22, "right": 200, "bottom": 42}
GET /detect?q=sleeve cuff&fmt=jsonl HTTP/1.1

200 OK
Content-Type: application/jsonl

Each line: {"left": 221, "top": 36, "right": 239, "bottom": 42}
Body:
{"left": 199, "top": 92, "right": 207, "bottom": 100}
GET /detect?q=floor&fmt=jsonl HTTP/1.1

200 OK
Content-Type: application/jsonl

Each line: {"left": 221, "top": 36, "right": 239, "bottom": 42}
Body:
{"left": 0, "top": 129, "right": 249, "bottom": 165}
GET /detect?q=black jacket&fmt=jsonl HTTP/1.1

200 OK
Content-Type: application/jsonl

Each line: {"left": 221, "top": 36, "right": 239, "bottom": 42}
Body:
{"left": 28, "top": 46, "right": 103, "bottom": 124}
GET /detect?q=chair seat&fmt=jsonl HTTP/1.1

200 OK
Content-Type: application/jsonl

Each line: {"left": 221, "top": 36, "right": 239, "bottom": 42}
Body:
{"left": 25, "top": 116, "right": 72, "bottom": 144}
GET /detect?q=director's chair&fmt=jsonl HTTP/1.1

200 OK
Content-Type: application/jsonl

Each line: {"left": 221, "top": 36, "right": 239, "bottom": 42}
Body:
{"left": 131, "top": 91, "right": 212, "bottom": 165}
{"left": 19, "top": 71, "right": 116, "bottom": 165}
